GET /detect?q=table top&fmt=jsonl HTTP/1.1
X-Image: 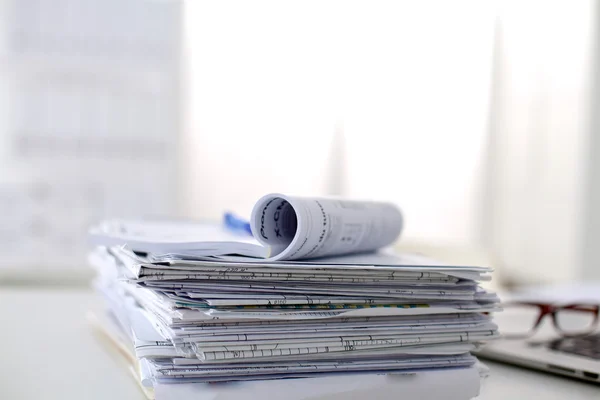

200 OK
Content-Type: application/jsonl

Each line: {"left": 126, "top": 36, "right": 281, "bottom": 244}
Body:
{"left": 0, "top": 287, "right": 598, "bottom": 400}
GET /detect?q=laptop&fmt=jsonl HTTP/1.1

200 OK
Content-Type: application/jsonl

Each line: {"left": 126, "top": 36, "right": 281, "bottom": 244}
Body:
{"left": 475, "top": 332, "right": 600, "bottom": 383}
{"left": 474, "top": 285, "right": 600, "bottom": 383}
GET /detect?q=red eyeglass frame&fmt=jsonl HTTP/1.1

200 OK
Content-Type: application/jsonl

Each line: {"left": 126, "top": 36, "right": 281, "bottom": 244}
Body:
{"left": 500, "top": 302, "right": 600, "bottom": 338}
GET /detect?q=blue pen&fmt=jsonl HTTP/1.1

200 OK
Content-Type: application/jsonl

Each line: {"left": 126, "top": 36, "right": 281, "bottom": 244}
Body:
{"left": 223, "top": 212, "right": 253, "bottom": 236}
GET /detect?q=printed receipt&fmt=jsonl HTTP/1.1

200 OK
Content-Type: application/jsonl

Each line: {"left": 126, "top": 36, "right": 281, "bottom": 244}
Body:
{"left": 250, "top": 193, "right": 403, "bottom": 261}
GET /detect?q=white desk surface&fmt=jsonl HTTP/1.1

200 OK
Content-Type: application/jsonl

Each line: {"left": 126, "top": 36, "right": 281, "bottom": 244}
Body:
{"left": 0, "top": 287, "right": 598, "bottom": 400}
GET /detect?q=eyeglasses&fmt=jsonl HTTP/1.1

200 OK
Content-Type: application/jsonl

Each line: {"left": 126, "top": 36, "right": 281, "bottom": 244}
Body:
{"left": 496, "top": 302, "right": 600, "bottom": 338}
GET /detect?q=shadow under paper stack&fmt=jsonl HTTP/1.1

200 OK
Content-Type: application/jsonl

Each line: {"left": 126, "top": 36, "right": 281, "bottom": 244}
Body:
{"left": 88, "top": 194, "right": 500, "bottom": 400}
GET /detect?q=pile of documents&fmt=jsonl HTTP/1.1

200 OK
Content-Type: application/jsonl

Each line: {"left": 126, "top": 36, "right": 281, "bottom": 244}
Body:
{"left": 89, "top": 194, "right": 500, "bottom": 400}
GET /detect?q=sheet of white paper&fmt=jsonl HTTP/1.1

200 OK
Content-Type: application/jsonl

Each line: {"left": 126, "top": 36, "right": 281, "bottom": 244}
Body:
{"left": 89, "top": 220, "right": 268, "bottom": 258}
{"left": 152, "top": 353, "right": 475, "bottom": 372}
{"left": 154, "top": 365, "right": 481, "bottom": 400}
{"left": 199, "top": 304, "right": 500, "bottom": 321}
{"left": 166, "top": 316, "right": 492, "bottom": 337}
{"left": 152, "top": 358, "right": 476, "bottom": 380}
{"left": 196, "top": 333, "right": 497, "bottom": 362}
{"left": 184, "top": 324, "right": 498, "bottom": 345}
{"left": 102, "top": 246, "right": 491, "bottom": 284}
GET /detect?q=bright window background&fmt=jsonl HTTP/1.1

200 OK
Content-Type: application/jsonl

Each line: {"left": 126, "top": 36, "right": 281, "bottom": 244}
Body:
{"left": 1, "top": 0, "right": 597, "bottom": 285}
{"left": 183, "top": 0, "right": 495, "bottom": 246}
{"left": 0, "top": 0, "right": 182, "bottom": 277}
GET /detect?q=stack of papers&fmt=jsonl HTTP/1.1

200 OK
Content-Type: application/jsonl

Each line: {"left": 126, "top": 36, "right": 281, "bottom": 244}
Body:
{"left": 89, "top": 194, "right": 499, "bottom": 399}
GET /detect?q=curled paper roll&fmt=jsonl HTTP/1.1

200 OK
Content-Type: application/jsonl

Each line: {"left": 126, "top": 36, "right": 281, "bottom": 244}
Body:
{"left": 250, "top": 193, "right": 403, "bottom": 261}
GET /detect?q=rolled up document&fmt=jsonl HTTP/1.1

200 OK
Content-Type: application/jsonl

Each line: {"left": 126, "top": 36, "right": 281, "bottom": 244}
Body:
{"left": 251, "top": 193, "right": 403, "bottom": 261}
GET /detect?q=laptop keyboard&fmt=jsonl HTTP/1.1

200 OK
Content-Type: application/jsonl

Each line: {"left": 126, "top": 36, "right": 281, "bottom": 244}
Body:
{"left": 547, "top": 333, "right": 600, "bottom": 360}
